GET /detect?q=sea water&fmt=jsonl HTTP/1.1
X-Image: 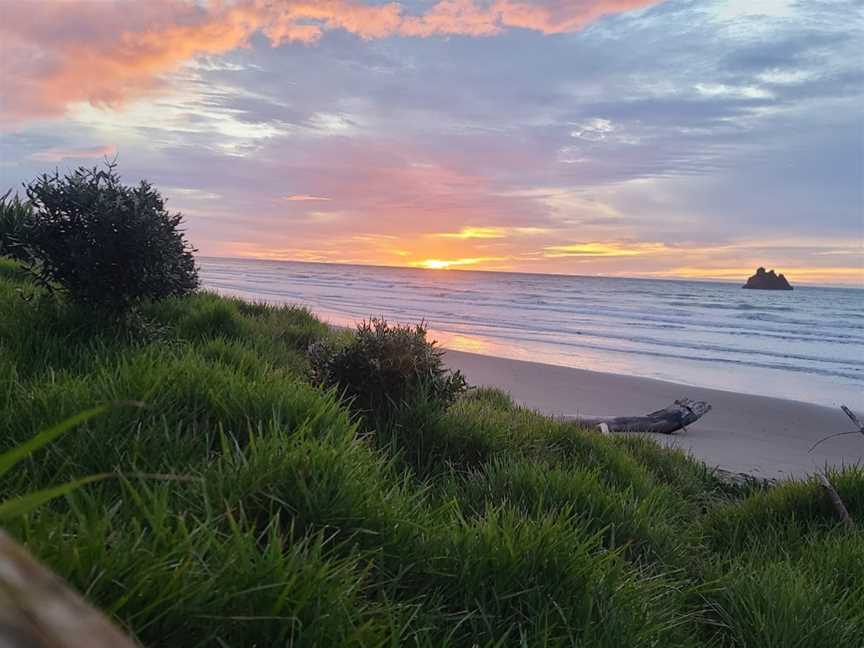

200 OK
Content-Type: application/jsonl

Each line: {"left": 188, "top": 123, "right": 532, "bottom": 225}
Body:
{"left": 200, "top": 257, "right": 864, "bottom": 408}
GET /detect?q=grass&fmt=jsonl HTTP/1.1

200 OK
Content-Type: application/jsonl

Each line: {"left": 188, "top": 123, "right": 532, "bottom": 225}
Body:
{"left": 1, "top": 255, "right": 861, "bottom": 647}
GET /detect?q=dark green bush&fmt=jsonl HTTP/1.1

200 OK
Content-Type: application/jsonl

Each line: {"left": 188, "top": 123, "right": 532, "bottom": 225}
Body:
{"left": 308, "top": 318, "right": 467, "bottom": 423}
{"left": 0, "top": 190, "right": 34, "bottom": 264}
{"left": 12, "top": 163, "right": 198, "bottom": 311}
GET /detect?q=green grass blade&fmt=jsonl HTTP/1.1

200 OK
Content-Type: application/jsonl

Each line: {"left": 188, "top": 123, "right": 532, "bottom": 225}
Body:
{"left": 0, "top": 402, "right": 144, "bottom": 478}
{"left": 0, "top": 474, "right": 111, "bottom": 520}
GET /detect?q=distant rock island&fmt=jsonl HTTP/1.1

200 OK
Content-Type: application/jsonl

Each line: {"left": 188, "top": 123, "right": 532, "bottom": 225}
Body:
{"left": 743, "top": 267, "right": 793, "bottom": 290}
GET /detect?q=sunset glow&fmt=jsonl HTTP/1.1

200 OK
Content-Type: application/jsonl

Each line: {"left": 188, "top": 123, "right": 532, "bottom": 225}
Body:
{"left": 1, "top": 0, "right": 861, "bottom": 285}
{"left": 413, "top": 257, "right": 505, "bottom": 270}
{"left": 542, "top": 242, "right": 669, "bottom": 258}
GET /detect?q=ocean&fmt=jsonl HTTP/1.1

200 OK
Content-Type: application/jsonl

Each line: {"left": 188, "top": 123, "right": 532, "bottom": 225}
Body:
{"left": 200, "top": 257, "right": 864, "bottom": 409}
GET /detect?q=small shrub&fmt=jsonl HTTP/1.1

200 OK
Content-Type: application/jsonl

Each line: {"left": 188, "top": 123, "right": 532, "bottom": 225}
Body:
{"left": 308, "top": 318, "right": 467, "bottom": 422}
{"left": 15, "top": 163, "right": 198, "bottom": 312}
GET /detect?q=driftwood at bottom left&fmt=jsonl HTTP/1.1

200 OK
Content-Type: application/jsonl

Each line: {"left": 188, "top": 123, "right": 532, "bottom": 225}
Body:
{"left": 0, "top": 530, "right": 138, "bottom": 648}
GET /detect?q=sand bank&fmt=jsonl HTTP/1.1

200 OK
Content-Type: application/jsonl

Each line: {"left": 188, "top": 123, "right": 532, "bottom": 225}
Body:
{"left": 444, "top": 349, "right": 863, "bottom": 479}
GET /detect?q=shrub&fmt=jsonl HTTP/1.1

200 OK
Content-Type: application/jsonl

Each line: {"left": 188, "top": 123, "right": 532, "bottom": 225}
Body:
{"left": 0, "top": 190, "right": 34, "bottom": 264}
{"left": 308, "top": 318, "right": 467, "bottom": 422}
{"left": 14, "top": 163, "right": 198, "bottom": 311}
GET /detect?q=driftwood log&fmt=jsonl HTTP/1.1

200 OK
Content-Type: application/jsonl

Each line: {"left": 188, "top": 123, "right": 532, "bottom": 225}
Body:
{"left": 558, "top": 398, "right": 712, "bottom": 435}
{"left": 808, "top": 404, "right": 864, "bottom": 452}
{"left": 0, "top": 530, "right": 138, "bottom": 648}
{"left": 841, "top": 405, "right": 864, "bottom": 435}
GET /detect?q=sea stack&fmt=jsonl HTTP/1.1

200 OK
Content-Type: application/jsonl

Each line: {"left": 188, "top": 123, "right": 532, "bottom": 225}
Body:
{"left": 743, "top": 267, "right": 793, "bottom": 290}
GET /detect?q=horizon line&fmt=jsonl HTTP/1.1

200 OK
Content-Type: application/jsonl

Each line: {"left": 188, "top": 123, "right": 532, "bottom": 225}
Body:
{"left": 197, "top": 254, "right": 864, "bottom": 289}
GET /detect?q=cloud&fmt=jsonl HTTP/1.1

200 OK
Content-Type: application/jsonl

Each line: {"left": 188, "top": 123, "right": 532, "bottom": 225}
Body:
{"left": 254, "top": 139, "right": 554, "bottom": 237}
{"left": 434, "top": 226, "right": 508, "bottom": 239}
{"left": 492, "top": 0, "right": 658, "bottom": 34}
{"left": 283, "top": 194, "right": 332, "bottom": 201}
{"left": 28, "top": 144, "right": 118, "bottom": 163}
{"left": 3, "top": 0, "right": 860, "bottom": 284}
{"left": 400, "top": 0, "right": 660, "bottom": 38}
{"left": 543, "top": 242, "right": 669, "bottom": 258}
{"left": 433, "top": 226, "right": 550, "bottom": 239}
{"left": 694, "top": 83, "right": 773, "bottom": 100}
{"left": 0, "top": 0, "right": 660, "bottom": 123}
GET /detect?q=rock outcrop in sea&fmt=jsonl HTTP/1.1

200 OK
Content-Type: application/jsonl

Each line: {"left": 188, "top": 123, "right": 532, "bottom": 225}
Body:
{"left": 743, "top": 267, "right": 793, "bottom": 290}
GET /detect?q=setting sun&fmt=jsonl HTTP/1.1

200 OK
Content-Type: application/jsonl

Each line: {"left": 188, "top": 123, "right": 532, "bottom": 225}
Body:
{"left": 412, "top": 257, "right": 501, "bottom": 270}
{"left": 417, "top": 259, "right": 452, "bottom": 270}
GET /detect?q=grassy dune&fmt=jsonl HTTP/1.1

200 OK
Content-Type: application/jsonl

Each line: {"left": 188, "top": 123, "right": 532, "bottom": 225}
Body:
{"left": 1, "top": 257, "right": 861, "bottom": 647}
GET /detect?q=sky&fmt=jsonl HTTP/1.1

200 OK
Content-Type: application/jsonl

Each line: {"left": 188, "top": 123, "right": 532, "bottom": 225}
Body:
{"left": 1, "top": 0, "right": 862, "bottom": 285}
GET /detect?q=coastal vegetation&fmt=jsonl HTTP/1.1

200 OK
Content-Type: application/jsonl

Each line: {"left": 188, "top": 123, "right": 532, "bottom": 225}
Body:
{"left": 0, "top": 170, "right": 861, "bottom": 646}
{"left": 1, "top": 260, "right": 861, "bottom": 646}
{"left": 0, "top": 164, "right": 198, "bottom": 312}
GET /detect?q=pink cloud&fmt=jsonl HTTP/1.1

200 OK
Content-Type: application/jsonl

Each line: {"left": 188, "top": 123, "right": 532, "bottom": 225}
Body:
{"left": 400, "top": 0, "right": 506, "bottom": 37}
{"left": 494, "top": 0, "right": 658, "bottom": 33}
{"left": 401, "top": 0, "right": 657, "bottom": 37}
{"left": 262, "top": 0, "right": 405, "bottom": 44}
{"left": 2, "top": 2, "right": 254, "bottom": 122}
{"left": 283, "top": 195, "right": 332, "bottom": 201}
{"left": 29, "top": 144, "right": 118, "bottom": 163}
{"left": 222, "top": 138, "right": 554, "bottom": 257}
{"left": 0, "top": 0, "right": 660, "bottom": 123}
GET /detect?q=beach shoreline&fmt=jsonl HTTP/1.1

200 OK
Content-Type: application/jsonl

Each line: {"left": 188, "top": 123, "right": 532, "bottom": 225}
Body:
{"left": 200, "top": 258, "right": 864, "bottom": 409}
{"left": 444, "top": 348, "right": 863, "bottom": 479}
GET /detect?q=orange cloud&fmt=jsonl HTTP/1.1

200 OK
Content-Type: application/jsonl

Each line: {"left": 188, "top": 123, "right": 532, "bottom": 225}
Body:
{"left": 2, "top": 1, "right": 264, "bottom": 122}
{"left": 412, "top": 256, "right": 508, "bottom": 270}
{"left": 261, "top": 0, "right": 406, "bottom": 44}
{"left": 434, "top": 226, "right": 509, "bottom": 239}
{"left": 433, "top": 225, "right": 550, "bottom": 239}
{"left": 400, "top": 0, "right": 657, "bottom": 37}
{"left": 1, "top": 0, "right": 660, "bottom": 123}
{"left": 543, "top": 242, "right": 669, "bottom": 257}
{"left": 400, "top": 0, "right": 506, "bottom": 37}
{"left": 493, "top": 0, "right": 657, "bottom": 34}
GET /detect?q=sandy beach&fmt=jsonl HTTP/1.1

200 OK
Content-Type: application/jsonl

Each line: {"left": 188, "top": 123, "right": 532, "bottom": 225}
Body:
{"left": 445, "top": 349, "right": 863, "bottom": 480}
